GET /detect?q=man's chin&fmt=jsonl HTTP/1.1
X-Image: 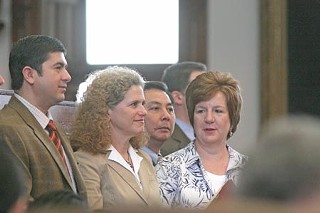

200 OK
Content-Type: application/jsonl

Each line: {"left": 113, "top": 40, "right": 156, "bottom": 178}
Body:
{"left": 56, "top": 95, "right": 66, "bottom": 103}
{"left": 154, "top": 135, "right": 170, "bottom": 142}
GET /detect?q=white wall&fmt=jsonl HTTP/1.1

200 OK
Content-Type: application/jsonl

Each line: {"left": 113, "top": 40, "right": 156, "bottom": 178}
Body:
{"left": 207, "top": 0, "right": 260, "bottom": 154}
{"left": 0, "top": 0, "right": 11, "bottom": 89}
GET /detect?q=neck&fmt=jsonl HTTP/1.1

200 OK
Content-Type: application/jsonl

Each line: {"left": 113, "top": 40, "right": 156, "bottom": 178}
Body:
{"left": 195, "top": 141, "right": 229, "bottom": 175}
{"left": 111, "top": 140, "right": 130, "bottom": 159}
{"left": 112, "top": 142, "right": 130, "bottom": 156}
{"left": 112, "top": 141, "right": 132, "bottom": 170}
{"left": 146, "top": 138, "right": 164, "bottom": 154}
{"left": 195, "top": 139, "right": 228, "bottom": 160}
{"left": 110, "top": 131, "right": 131, "bottom": 157}
{"left": 174, "top": 104, "right": 190, "bottom": 124}
{"left": 16, "top": 90, "right": 50, "bottom": 114}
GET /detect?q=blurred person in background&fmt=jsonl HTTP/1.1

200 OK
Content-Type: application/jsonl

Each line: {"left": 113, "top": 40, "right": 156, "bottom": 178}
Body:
{"left": 0, "top": 144, "right": 27, "bottom": 213}
{"left": 236, "top": 114, "right": 320, "bottom": 213}
{"left": 28, "top": 190, "right": 89, "bottom": 213}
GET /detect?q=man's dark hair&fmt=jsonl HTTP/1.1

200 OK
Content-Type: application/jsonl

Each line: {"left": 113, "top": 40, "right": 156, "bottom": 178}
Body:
{"left": 9, "top": 35, "right": 66, "bottom": 90}
{"left": 144, "top": 81, "right": 173, "bottom": 103}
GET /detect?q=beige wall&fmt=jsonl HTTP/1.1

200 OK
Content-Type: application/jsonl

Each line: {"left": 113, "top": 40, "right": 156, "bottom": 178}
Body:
{"left": 207, "top": 0, "right": 260, "bottom": 154}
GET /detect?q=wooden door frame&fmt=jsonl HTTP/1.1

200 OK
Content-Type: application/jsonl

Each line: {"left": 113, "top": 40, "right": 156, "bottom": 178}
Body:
{"left": 260, "top": 0, "right": 288, "bottom": 124}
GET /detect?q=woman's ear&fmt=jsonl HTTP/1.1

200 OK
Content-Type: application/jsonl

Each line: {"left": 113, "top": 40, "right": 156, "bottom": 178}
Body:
{"left": 171, "top": 91, "right": 184, "bottom": 105}
{"left": 107, "top": 108, "right": 112, "bottom": 116}
{"left": 228, "top": 125, "right": 233, "bottom": 138}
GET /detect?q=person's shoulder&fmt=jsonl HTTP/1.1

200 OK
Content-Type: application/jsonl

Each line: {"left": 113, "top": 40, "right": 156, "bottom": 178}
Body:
{"left": 158, "top": 145, "right": 189, "bottom": 167}
{"left": 171, "top": 123, "right": 189, "bottom": 140}
{"left": 160, "top": 130, "right": 190, "bottom": 156}
{"left": 160, "top": 136, "right": 178, "bottom": 156}
{"left": 75, "top": 149, "right": 107, "bottom": 165}
{"left": 227, "top": 145, "right": 248, "bottom": 165}
{"left": 138, "top": 148, "right": 153, "bottom": 162}
{"left": 0, "top": 111, "right": 28, "bottom": 133}
{"left": 227, "top": 145, "right": 247, "bottom": 158}
{"left": 0, "top": 101, "right": 18, "bottom": 119}
{"left": 0, "top": 97, "right": 32, "bottom": 125}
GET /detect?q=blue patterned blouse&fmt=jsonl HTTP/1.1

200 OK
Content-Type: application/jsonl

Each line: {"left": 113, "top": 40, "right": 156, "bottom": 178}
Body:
{"left": 155, "top": 142, "right": 247, "bottom": 209}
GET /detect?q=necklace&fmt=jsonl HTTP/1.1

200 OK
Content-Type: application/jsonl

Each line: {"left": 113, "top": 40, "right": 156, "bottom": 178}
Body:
{"left": 125, "top": 154, "right": 135, "bottom": 172}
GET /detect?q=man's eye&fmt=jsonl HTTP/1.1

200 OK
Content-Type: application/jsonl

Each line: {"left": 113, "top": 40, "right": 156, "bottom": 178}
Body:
{"left": 168, "top": 107, "right": 174, "bottom": 114}
{"left": 149, "top": 107, "right": 160, "bottom": 111}
{"left": 54, "top": 66, "right": 63, "bottom": 70}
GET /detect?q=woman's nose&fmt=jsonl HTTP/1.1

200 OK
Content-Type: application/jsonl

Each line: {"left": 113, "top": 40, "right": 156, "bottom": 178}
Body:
{"left": 140, "top": 105, "right": 147, "bottom": 115}
{"left": 205, "top": 112, "right": 215, "bottom": 123}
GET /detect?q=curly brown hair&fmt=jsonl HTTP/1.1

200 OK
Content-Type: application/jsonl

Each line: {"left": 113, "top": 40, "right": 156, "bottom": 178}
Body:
{"left": 70, "top": 66, "right": 149, "bottom": 154}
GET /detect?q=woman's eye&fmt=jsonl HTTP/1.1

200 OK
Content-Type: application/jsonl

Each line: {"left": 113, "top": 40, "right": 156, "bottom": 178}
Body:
{"left": 196, "top": 109, "right": 205, "bottom": 113}
{"left": 130, "top": 102, "right": 138, "bottom": 107}
{"left": 215, "top": 109, "right": 223, "bottom": 113}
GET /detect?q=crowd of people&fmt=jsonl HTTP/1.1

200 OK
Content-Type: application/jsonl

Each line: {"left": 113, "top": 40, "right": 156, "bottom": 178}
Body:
{"left": 0, "top": 34, "right": 318, "bottom": 213}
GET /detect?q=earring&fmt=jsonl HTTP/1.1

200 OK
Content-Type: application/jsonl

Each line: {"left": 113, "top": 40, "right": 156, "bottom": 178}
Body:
{"left": 229, "top": 129, "right": 233, "bottom": 137}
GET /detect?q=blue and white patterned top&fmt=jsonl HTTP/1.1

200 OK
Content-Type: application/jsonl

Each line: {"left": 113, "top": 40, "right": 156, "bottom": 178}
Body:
{"left": 155, "top": 141, "right": 247, "bottom": 209}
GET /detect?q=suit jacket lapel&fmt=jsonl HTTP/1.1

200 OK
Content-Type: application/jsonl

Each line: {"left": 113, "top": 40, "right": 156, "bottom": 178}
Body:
{"left": 107, "top": 158, "right": 149, "bottom": 205}
{"left": 35, "top": 126, "right": 74, "bottom": 187}
{"left": 137, "top": 156, "right": 152, "bottom": 201}
{"left": 8, "top": 97, "right": 74, "bottom": 190}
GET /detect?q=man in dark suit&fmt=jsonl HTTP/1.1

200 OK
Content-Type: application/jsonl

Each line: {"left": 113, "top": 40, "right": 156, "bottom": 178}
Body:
{"left": 160, "top": 61, "right": 207, "bottom": 156}
{"left": 0, "top": 35, "right": 87, "bottom": 202}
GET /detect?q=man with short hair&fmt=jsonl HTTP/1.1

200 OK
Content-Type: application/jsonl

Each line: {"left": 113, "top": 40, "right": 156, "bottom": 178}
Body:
{"left": 0, "top": 35, "right": 87, "bottom": 201}
{"left": 142, "top": 81, "right": 175, "bottom": 165}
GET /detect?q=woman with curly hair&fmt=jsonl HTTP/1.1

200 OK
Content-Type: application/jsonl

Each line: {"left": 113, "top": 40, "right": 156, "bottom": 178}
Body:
{"left": 70, "top": 66, "right": 161, "bottom": 210}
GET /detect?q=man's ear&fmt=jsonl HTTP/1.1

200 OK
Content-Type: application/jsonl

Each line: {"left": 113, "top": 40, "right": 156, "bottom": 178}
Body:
{"left": 22, "top": 66, "right": 36, "bottom": 85}
{"left": 171, "top": 91, "right": 184, "bottom": 105}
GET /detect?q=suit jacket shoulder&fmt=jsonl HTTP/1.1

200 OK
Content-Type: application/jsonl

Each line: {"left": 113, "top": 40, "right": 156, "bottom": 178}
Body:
{"left": 75, "top": 149, "right": 161, "bottom": 210}
{"left": 0, "top": 96, "right": 87, "bottom": 201}
{"left": 160, "top": 123, "right": 190, "bottom": 156}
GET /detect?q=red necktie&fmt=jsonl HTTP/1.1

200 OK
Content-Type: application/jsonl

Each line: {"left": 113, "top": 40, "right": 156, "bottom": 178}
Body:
{"left": 46, "top": 120, "right": 66, "bottom": 164}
